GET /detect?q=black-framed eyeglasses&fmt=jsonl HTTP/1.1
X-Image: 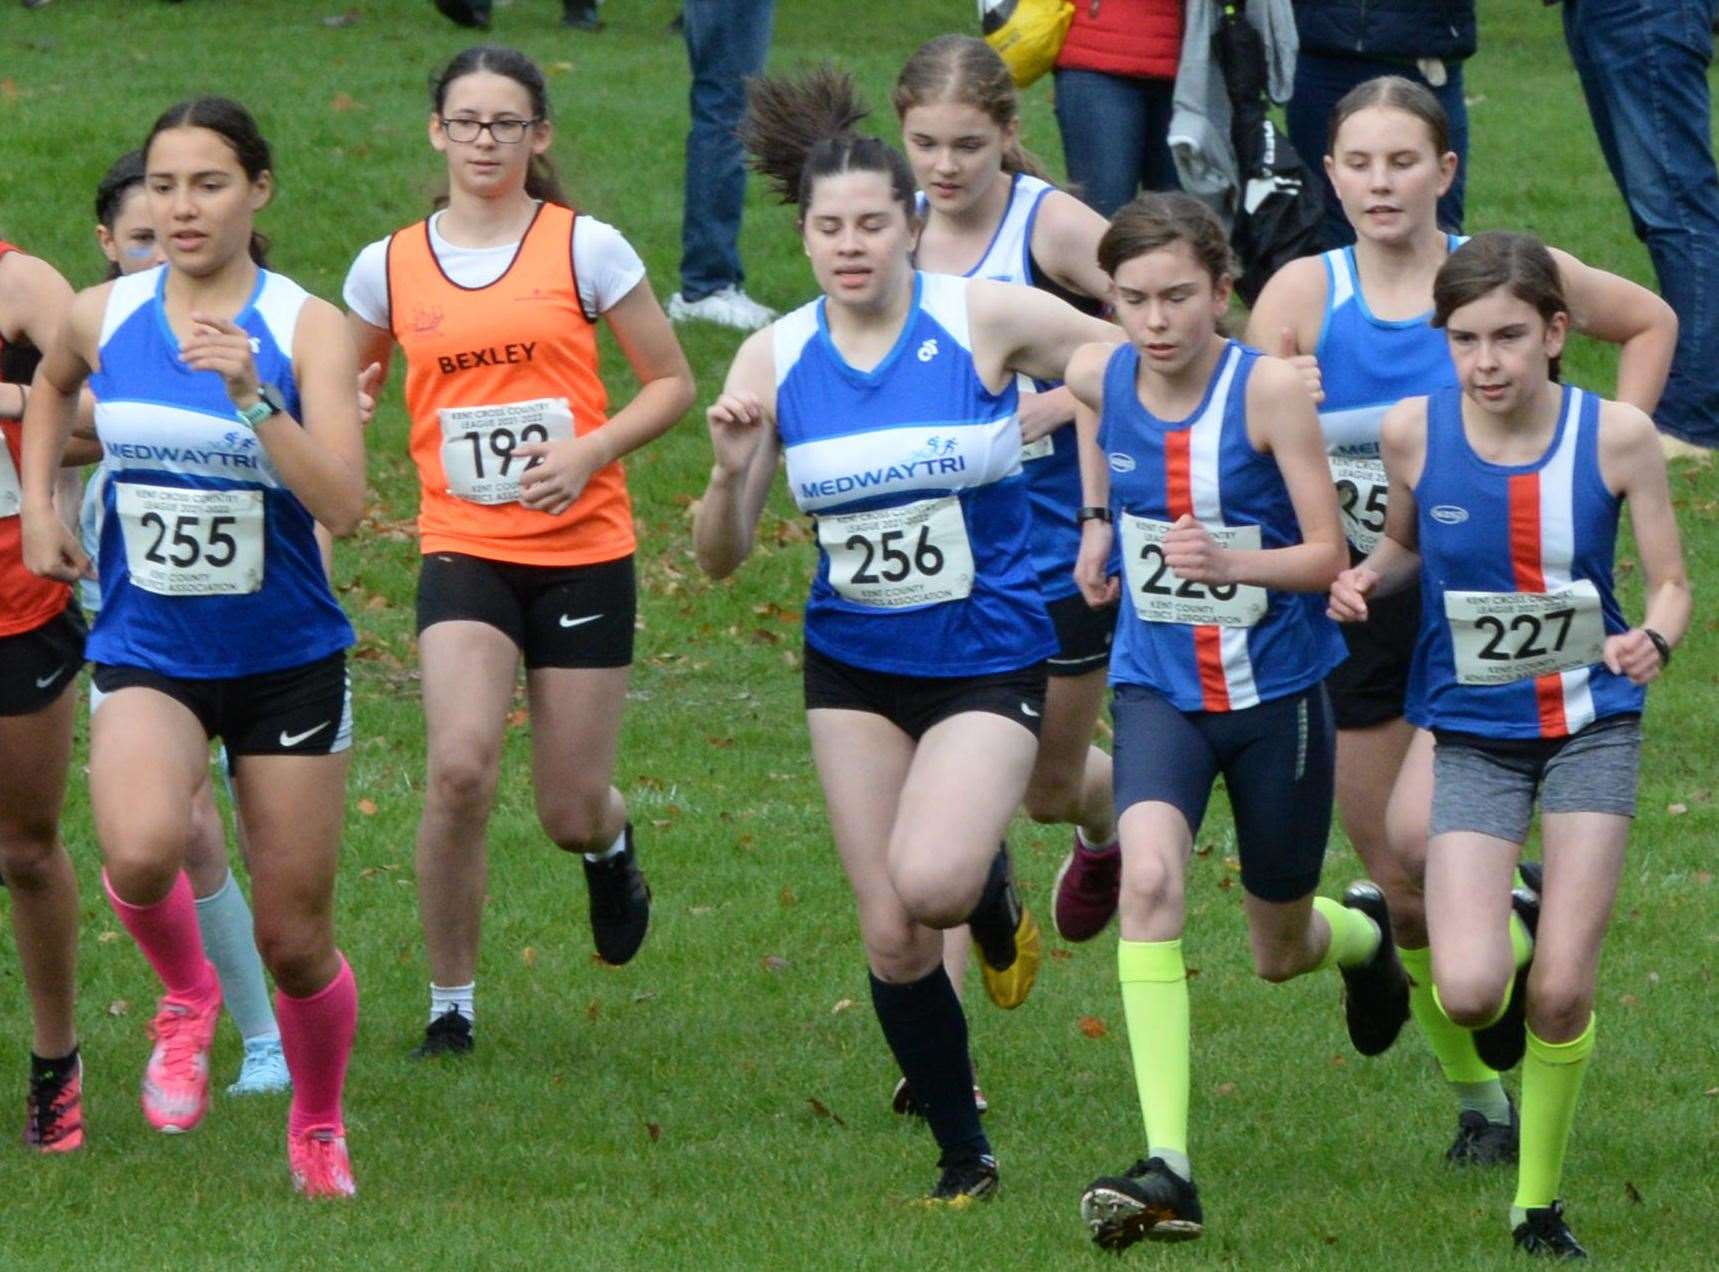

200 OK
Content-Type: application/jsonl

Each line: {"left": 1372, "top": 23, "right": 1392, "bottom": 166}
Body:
{"left": 439, "top": 116, "right": 542, "bottom": 144}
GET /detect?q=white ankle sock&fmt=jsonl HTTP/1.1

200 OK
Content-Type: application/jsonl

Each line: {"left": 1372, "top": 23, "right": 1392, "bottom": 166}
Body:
{"left": 429, "top": 982, "right": 474, "bottom": 1026}
{"left": 583, "top": 824, "right": 628, "bottom": 864}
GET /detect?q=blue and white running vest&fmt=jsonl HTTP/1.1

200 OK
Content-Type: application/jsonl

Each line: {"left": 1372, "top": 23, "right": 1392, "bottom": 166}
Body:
{"left": 1101, "top": 340, "right": 1346, "bottom": 712}
{"left": 1316, "top": 235, "right": 1464, "bottom": 555}
{"left": 86, "top": 266, "right": 353, "bottom": 677}
{"left": 1406, "top": 385, "right": 1642, "bottom": 739}
{"left": 918, "top": 173, "right": 1089, "bottom": 601}
{"left": 775, "top": 271, "right": 1056, "bottom": 678}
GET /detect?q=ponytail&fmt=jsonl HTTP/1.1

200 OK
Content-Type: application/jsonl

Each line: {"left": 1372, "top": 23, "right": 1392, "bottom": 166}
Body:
{"left": 741, "top": 64, "right": 916, "bottom": 218}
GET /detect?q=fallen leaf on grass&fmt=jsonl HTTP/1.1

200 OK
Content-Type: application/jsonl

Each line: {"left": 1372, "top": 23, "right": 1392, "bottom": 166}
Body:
{"left": 1705, "top": 1086, "right": 1719, "bottom": 1097}
{"left": 1624, "top": 1181, "right": 1643, "bottom": 1205}
{"left": 1667, "top": 802, "right": 1689, "bottom": 816}
{"left": 586, "top": 999, "right": 600, "bottom": 1022}
{"left": 761, "top": 954, "right": 790, "bottom": 973}
{"left": 107, "top": 1000, "right": 129, "bottom": 1017}
{"left": 1214, "top": 1082, "right": 1237, "bottom": 1097}
{"left": 1329, "top": 1054, "right": 1347, "bottom": 1068}
{"left": 356, "top": 798, "right": 378, "bottom": 816}
{"left": 521, "top": 946, "right": 537, "bottom": 968}
{"left": 831, "top": 998, "right": 855, "bottom": 1014}
{"left": 1696, "top": 871, "right": 1712, "bottom": 887}
{"left": 97, "top": 930, "right": 120, "bottom": 944}
{"left": 706, "top": 735, "right": 734, "bottom": 749}
{"left": 778, "top": 886, "right": 798, "bottom": 908}
{"left": 689, "top": 905, "right": 714, "bottom": 916}
{"left": 646, "top": 1122, "right": 662, "bottom": 1142}
{"left": 807, "top": 1097, "right": 846, "bottom": 1127}
{"left": 1619, "top": 993, "right": 1640, "bottom": 1007}
{"left": 330, "top": 92, "right": 359, "bottom": 112}
{"left": 631, "top": 991, "right": 657, "bottom": 1004}
{"left": 507, "top": 708, "right": 529, "bottom": 729}
{"left": 0, "top": 79, "right": 18, "bottom": 104}
{"left": 1078, "top": 1015, "right": 1108, "bottom": 1039}
{"left": 1049, "top": 947, "right": 1072, "bottom": 961}
{"left": 1185, "top": 966, "right": 1201, "bottom": 980}
{"left": 322, "top": 10, "right": 360, "bottom": 28}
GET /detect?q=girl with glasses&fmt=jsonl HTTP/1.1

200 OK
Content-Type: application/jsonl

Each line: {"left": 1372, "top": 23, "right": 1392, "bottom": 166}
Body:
{"left": 343, "top": 45, "right": 694, "bottom": 1058}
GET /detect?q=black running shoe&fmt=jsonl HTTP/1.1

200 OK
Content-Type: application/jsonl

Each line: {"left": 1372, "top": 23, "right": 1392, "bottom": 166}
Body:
{"left": 410, "top": 1008, "right": 473, "bottom": 1060}
{"left": 1081, "top": 1157, "right": 1204, "bottom": 1249}
{"left": 562, "top": 0, "right": 604, "bottom": 29}
{"left": 1337, "top": 881, "right": 1411, "bottom": 1056}
{"left": 926, "top": 1153, "right": 999, "bottom": 1204}
{"left": 1517, "top": 858, "right": 1543, "bottom": 898}
{"left": 1513, "top": 1200, "right": 1588, "bottom": 1258}
{"left": 1446, "top": 1095, "right": 1519, "bottom": 1167}
{"left": 432, "top": 0, "right": 490, "bottom": 30}
{"left": 584, "top": 824, "right": 651, "bottom": 965}
{"left": 1475, "top": 887, "right": 1539, "bottom": 1072}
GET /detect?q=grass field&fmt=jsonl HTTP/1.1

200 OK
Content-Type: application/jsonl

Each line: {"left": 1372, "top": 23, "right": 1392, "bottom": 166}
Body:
{"left": 2, "top": 1, "right": 1716, "bottom": 1267}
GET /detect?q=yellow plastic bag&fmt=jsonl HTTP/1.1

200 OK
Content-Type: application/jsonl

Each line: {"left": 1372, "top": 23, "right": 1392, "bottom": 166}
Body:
{"left": 981, "top": 0, "right": 1075, "bottom": 89}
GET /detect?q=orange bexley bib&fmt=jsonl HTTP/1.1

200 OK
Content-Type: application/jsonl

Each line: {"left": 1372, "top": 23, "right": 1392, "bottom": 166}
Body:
{"left": 387, "top": 203, "right": 634, "bottom": 566}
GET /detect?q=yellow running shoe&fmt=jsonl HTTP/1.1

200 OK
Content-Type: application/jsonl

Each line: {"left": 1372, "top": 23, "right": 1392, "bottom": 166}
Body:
{"left": 976, "top": 905, "right": 1041, "bottom": 1010}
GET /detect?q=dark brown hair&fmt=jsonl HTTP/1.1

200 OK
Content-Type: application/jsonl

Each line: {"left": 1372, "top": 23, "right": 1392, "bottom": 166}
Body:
{"left": 890, "top": 35, "right": 1054, "bottom": 183}
{"left": 1097, "top": 192, "right": 1238, "bottom": 284}
{"left": 1326, "top": 75, "right": 1451, "bottom": 157}
{"left": 1432, "top": 231, "right": 1567, "bottom": 378}
{"left": 144, "top": 97, "right": 271, "bottom": 266}
{"left": 430, "top": 45, "right": 569, "bottom": 208}
{"left": 95, "top": 150, "right": 147, "bottom": 281}
{"left": 741, "top": 64, "right": 918, "bottom": 220}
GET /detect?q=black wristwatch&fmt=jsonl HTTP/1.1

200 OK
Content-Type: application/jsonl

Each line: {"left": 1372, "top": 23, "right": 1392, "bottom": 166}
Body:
{"left": 1076, "top": 506, "right": 1113, "bottom": 525}
{"left": 1644, "top": 627, "right": 1672, "bottom": 669}
{"left": 237, "top": 383, "right": 288, "bottom": 428}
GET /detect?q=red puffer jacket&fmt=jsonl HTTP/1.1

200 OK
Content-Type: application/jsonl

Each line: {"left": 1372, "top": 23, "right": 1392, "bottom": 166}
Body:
{"left": 1055, "top": 0, "right": 1183, "bottom": 81}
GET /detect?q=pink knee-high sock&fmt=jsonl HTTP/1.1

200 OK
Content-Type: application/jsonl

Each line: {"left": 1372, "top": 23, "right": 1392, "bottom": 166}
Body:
{"left": 103, "top": 870, "right": 216, "bottom": 1000}
{"left": 278, "top": 954, "right": 357, "bottom": 1138}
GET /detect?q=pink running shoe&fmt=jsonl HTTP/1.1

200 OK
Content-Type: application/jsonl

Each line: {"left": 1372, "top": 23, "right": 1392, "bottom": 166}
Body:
{"left": 141, "top": 979, "right": 221, "bottom": 1133}
{"left": 25, "top": 1058, "right": 84, "bottom": 1153}
{"left": 1052, "top": 834, "right": 1122, "bottom": 942}
{"left": 290, "top": 1125, "right": 357, "bottom": 1198}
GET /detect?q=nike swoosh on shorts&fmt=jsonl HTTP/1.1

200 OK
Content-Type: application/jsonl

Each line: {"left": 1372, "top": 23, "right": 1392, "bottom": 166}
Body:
{"left": 35, "top": 665, "right": 66, "bottom": 689}
{"left": 279, "top": 721, "right": 331, "bottom": 748}
{"left": 559, "top": 614, "right": 602, "bottom": 628}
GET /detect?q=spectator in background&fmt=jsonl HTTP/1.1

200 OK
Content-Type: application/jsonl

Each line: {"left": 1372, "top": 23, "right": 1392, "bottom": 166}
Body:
{"left": 665, "top": 0, "right": 776, "bottom": 331}
{"left": 1052, "top": 0, "right": 1184, "bottom": 219}
{"left": 1561, "top": 0, "right": 1719, "bottom": 458}
{"left": 432, "top": 0, "right": 603, "bottom": 31}
{"left": 1286, "top": 0, "right": 1474, "bottom": 248}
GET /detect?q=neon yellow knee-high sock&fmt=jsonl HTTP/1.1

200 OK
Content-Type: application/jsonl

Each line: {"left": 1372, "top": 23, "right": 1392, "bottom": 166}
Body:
{"left": 1118, "top": 939, "right": 1189, "bottom": 1173}
{"left": 1310, "top": 895, "right": 1380, "bottom": 971}
{"left": 1514, "top": 1016, "right": 1596, "bottom": 1213}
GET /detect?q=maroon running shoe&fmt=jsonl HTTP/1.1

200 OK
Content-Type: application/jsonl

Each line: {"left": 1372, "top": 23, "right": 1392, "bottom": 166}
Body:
{"left": 1052, "top": 834, "right": 1122, "bottom": 942}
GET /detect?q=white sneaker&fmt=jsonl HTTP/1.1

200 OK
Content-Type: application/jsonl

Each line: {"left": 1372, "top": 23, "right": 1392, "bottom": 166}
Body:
{"left": 227, "top": 1035, "right": 291, "bottom": 1096}
{"left": 666, "top": 286, "right": 776, "bottom": 332}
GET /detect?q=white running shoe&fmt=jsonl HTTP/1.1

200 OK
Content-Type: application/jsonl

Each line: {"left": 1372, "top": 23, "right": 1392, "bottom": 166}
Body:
{"left": 666, "top": 286, "right": 776, "bottom": 332}
{"left": 227, "top": 1035, "right": 292, "bottom": 1096}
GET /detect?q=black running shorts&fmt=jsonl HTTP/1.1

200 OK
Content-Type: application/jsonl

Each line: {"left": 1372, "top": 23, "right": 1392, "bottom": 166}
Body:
{"left": 1325, "top": 580, "right": 1420, "bottom": 730}
{"left": 416, "top": 551, "right": 635, "bottom": 670}
{"left": 93, "top": 651, "right": 352, "bottom": 759}
{"left": 0, "top": 605, "right": 86, "bottom": 716}
{"left": 1044, "top": 591, "right": 1116, "bottom": 679}
{"left": 803, "top": 644, "right": 1048, "bottom": 741}
{"left": 1112, "top": 682, "right": 1336, "bottom": 902}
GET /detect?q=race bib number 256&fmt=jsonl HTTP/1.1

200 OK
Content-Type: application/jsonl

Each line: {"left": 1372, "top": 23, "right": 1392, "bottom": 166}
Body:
{"left": 818, "top": 496, "right": 975, "bottom": 609}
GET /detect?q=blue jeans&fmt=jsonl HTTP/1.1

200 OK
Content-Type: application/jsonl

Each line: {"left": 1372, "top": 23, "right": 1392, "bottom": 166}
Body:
{"left": 1052, "top": 69, "right": 1179, "bottom": 219}
{"left": 679, "top": 0, "right": 775, "bottom": 300}
{"left": 1564, "top": 0, "right": 1719, "bottom": 447}
{"left": 1286, "top": 51, "right": 1470, "bottom": 251}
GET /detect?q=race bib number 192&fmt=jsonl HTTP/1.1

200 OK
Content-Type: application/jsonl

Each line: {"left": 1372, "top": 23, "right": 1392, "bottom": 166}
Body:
{"left": 440, "top": 397, "right": 575, "bottom": 506}
{"left": 818, "top": 496, "right": 975, "bottom": 608}
{"left": 1119, "top": 515, "right": 1268, "bottom": 627}
{"left": 117, "top": 483, "right": 264, "bottom": 596}
{"left": 1444, "top": 580, "right": 1607, "bottom": 685}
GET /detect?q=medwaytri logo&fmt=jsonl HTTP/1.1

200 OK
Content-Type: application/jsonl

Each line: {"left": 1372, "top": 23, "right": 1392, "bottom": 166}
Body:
{"left": 795, "top": 434, "right": 967, "bottom": 502}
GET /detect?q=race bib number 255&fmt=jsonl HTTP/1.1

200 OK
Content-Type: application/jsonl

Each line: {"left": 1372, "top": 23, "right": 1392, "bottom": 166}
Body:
{"left": 117, "top": 483, "right": 264, "bottom": 596}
